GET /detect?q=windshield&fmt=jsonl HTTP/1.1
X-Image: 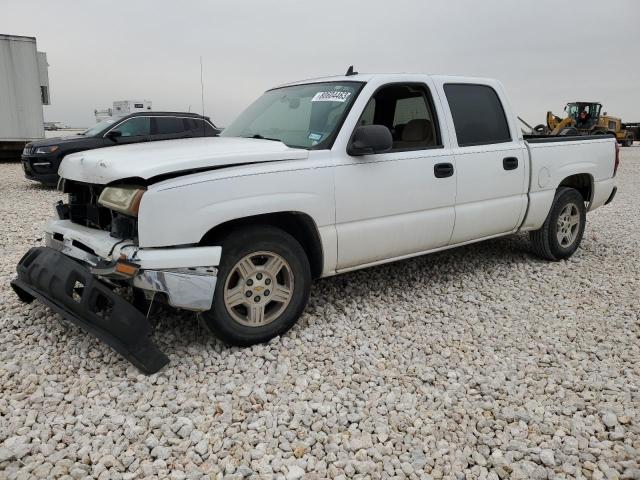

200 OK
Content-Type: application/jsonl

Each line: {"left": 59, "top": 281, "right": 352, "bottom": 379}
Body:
{"left": 221, "top": 81, "right": 363, "bottom": 149}
{"left": 81, "top": 117, "right": 121, "bottom": 137}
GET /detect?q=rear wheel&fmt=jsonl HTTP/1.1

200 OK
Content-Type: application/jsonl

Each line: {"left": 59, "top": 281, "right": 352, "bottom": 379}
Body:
{"left": 529, "top": 187, "right": 586, "bottom": 261}
{"left": 624, "top": 134, "right": 634, "bottom": 147}
{"left": 201, "top": 226, "right": 311, "bottom": 346}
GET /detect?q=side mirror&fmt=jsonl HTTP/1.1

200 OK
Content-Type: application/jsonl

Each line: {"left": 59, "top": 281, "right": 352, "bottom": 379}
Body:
{"left": 347, "top": 125, "right": 393, "bottom": 156}
{"left": 106, "top": 130, "right": 122, "bottom": 140}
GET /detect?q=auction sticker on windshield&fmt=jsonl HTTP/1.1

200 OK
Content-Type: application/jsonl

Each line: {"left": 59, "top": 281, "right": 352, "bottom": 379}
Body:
{"left": 312, "top": 91, "right": 351, "bottom": 102}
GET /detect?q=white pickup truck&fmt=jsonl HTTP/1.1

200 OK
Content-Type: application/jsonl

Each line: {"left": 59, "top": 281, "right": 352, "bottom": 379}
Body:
{"left": 11, "top": 73, "right": 619, "bottom": 373}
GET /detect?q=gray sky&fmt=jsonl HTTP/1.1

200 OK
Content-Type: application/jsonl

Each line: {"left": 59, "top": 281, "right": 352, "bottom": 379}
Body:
{"left": 2, "top": 0, "right": 639, "bottom": 128}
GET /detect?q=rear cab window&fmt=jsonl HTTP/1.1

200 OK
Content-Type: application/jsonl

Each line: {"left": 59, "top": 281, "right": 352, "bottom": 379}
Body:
{"left": 444, "top": 84, "right": 511, "bottom": 147}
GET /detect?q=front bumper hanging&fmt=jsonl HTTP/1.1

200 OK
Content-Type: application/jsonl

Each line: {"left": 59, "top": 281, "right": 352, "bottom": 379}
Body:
{"left": 11, "top": 247, "right": 169, "bottom": 374}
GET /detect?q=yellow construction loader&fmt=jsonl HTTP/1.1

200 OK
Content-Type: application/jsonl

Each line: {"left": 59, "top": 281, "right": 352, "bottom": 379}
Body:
{"left": 533, "top": 102, "right": 635, "bottom": 146}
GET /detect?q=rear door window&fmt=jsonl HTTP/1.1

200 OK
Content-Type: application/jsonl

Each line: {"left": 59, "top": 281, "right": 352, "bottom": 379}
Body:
{"left": 444, "top": 84, "right": 511, "bottom": 147}
{"left": 155, "top": 117, "right": 187, "bottom": 135}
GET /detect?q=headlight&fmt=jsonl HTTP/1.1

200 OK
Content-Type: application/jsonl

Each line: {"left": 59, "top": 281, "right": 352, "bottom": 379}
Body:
{"left": 98, "top": 185, "right": 146, "bottom": 216}
{"left": 35, "top": 145, "right": 59, "bottom": 154}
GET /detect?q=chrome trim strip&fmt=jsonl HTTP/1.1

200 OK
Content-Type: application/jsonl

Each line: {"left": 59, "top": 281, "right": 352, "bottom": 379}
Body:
{"left": 103, "top": 116, "right": 216, "bottom": 138}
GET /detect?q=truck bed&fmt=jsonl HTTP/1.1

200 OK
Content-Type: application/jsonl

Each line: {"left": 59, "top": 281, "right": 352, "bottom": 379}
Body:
{"left": 520, "top": 134, "right": 616, "bottom": 231}
{"left": 524, "top": 133, "right": 616, "bottom": 143}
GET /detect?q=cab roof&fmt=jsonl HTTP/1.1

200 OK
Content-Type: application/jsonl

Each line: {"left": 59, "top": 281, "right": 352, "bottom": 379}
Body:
{"left": 125, "top": 111, "right": 211, "bottom": 119}
{"left": 276, "top": 72, "right": 495, "bottom": 89}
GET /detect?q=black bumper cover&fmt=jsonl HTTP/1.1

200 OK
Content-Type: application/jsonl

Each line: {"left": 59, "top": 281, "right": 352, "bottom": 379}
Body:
{"left": 10, "top": 247, "right": 169, "bottom": 374}
{"left": 21, "top": 156, "right": 60, "bottom": 186}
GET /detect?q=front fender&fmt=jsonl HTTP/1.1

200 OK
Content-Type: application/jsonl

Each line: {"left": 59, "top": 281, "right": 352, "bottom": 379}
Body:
{"left": 137, "top": 168, "right": 334, "bottom": 248}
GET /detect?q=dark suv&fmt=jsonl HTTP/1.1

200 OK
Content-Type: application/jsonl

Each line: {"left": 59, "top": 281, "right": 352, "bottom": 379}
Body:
{"left": 22, "top": 112, "right": 220, "bottom": 186}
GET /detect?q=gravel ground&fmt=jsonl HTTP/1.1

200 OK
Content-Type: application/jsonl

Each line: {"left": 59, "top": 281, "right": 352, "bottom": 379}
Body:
{"left": 1, "top": 150, "right": 639, "bottom": 480}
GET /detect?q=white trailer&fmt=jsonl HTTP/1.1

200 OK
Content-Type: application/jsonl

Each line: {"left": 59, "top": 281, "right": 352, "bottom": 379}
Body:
{"left": 113, "top": 100, "right": 152, "bottom": 116}
{"left": 0, "top": 34, "right": 50, "bottom": 159}
{"left": 94, "top": 100, "right": 152, "bottom": 123}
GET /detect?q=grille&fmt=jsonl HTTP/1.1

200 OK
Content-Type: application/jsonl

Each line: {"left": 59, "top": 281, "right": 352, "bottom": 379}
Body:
{"left": 63, "top": 181, "right": 138, "bottom": 239}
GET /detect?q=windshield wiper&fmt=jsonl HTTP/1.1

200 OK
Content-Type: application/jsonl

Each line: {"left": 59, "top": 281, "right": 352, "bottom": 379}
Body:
{"left": 248, "top": 134, "right": 281, "bottom": 142}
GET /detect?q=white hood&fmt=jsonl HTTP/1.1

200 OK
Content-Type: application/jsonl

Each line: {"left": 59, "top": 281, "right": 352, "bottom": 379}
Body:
{"left": 58, "top": 137, "right": 309, "bottom": 184}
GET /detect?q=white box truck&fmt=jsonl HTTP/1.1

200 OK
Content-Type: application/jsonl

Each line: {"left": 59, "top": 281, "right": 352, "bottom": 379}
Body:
{"left": 0, "top": 34, "right": 50, "bottom": 160}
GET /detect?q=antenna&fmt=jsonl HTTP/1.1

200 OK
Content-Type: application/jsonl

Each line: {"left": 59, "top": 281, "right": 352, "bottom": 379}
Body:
{"left": 200, "top": 56, "right": 205, "bottom": 136}
{"left": 345, "top": 65, "right": 357, "bottom": 76}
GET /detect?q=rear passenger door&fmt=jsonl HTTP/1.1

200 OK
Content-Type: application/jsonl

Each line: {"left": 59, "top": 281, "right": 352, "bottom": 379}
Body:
{"left": 151, "top": 117, "right": 192, "bottom": 141}
{"left": 441, "top": 83, "right": 527, "bottom": 244}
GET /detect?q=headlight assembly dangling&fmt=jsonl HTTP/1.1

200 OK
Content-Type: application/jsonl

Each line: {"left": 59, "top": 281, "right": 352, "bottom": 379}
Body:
{"left": 98, "top": 186, "right": 146, "bottom": 217}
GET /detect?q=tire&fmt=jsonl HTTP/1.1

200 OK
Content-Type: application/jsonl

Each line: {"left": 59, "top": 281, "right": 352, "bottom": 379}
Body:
{"left": 560, "top": 127, "right": 579, "bottom": 136}
{"left": 625, "top": 135, "right": 633, "bottom": 147}
{"left": 201, "top": 226, "right": 311, "bottom": 346}
{"left": 529, "top": 187, "right": 587, "bottom": 261}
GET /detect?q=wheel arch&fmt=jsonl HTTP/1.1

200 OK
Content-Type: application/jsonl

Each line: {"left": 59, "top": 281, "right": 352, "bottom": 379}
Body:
{"left": 557, "top": 173, "right": 594, "bottom": 204}
{"left": 199, "top": 211, "right": 324, "bottom": 279}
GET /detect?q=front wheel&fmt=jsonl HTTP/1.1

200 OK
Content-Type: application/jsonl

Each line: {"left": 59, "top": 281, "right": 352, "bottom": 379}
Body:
{"left": 201, "top": 226, "right": 311, "bottom": 346}
{"left": 529, "top": 187, "right": 586, "bottom": 261}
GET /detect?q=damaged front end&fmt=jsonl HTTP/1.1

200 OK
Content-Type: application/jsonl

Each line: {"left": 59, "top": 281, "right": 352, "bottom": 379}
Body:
{"left": 11, "top": 180, "right": 221, "bottom": 374}
{"left": 11, "top": 247, "right": 169, "bottom": 374}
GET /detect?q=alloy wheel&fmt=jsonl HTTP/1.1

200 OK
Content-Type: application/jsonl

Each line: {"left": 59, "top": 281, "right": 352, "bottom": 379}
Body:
{"left": 223, "top": 251, "right": 294, "bottom": 327}
{"left": 556, "top": 203, "right": 580, "bottom": 247}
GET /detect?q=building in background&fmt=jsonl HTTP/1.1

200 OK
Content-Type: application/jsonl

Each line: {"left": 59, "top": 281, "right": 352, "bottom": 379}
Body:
{"left": 0, "top": 34, "right": 50, "bottom": 160}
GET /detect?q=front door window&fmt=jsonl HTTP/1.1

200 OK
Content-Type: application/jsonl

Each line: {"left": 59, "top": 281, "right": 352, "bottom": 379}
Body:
{"left": 112, "top": 117, "right": 151, "bottom": 137}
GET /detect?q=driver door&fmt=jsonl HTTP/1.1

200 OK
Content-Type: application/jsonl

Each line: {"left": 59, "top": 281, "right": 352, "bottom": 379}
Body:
{"left": 333, "top": 82, "right": 456, "bottom": 271}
